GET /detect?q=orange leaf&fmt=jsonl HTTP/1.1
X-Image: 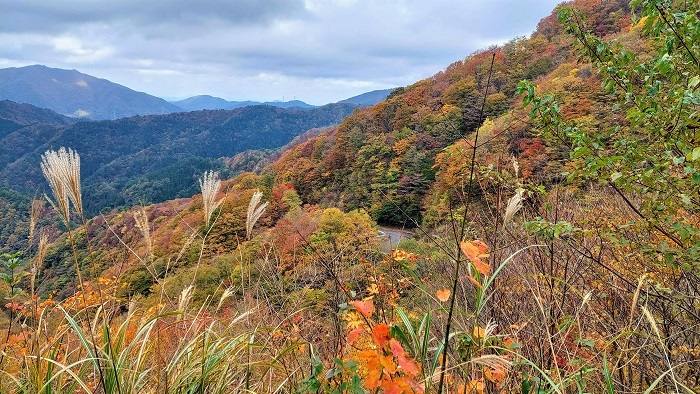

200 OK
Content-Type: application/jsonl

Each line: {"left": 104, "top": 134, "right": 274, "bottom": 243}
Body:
{"left": 473, "top": 239, "right": 489, "bottom": 254}
{"left": 484, "top": 367, "right": 507, "bottom": 383}
{"left": 461, "top": 240, "right": 489, "bottom": 260}
{"left": 379, "top": 354, "right": 397, "bottom": 374}
{"left": 350, "top": 299, "right": 375, "bottom": 318}
{"left": 372, "top": 324, "right": 391, "bottom": 347}
{"left": 383, "top": 382, "right": 402, "bottom": 394}
{"left": 436, "top": 289, "right": 451, "bottom": 302}
{"left": 389, "top": 339, "right": 420, "bottom": 377}
{"left": 465, "top": 275, "right": 483, "bottom": 288}
{"left": 347, "top": 327, "right": 365, "bottom": 345}
{"left": 473, "top": 258, "right": 490, "bottom": 276}
{"left": 460, "top": 240, "right": 480, "bottom": 262}
{"left": 365, "top": 368, "right": 382, "bottom": 390}
{"left": 461, "top": 241, "right": 490, "bottom": 275}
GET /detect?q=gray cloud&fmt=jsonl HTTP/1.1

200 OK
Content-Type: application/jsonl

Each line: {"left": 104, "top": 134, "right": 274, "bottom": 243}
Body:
{"left": 0, "top": 0, "right": 561, "bottom": 104}
{"left": 0, "top": 0, "right": 308, "bottom": 34}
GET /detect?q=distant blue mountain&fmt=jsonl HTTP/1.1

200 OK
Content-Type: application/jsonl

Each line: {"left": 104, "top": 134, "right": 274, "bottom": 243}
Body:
{"left": 338, "top": 88, "right": 396, "bottom": 106}
{"left": 0, "top": 65, "right": 182, "bottom": 120}
{"left": 172, "top": 88, "right": 396, "bottom": 112}
{"left": 171, "top": 95, "right": 315, "bottom": 111}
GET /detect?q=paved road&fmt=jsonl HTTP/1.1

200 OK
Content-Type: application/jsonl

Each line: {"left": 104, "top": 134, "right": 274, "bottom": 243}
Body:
{"left": 377, "top": 226, "right": 414, "bottom": 252}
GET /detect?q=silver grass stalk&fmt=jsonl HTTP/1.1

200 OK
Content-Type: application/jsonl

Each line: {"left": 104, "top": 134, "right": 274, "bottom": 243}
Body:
{"left": 511, "top": 156, "right": 520, "bottom": 178}
{"left": 31, "top": 233, "right": 49, "bottom": 293}
{"left": 246, "top": 190, "right": 268, "bottom": 240}
{"left": 503, "top": 189, "right": 524, "bottom": 227}
{"left": 216, "top": 287, "right": 235, "bottom": 311}
{"left": 41, "top": 158, "right": 70, "bottom": 223}
{"left": 40, "top": 147, "right": 83, "bottom": 220}
{"left": 178, "top": 285, "right": 194, "bottom": 317}
{"left": 29, "top": 199, "right": 44, "bottom": 245}
{"left": 199, "top": 171, "right": 224, "bottom": 227}
{"left": 41, "top": 147, "right": 83, "bottom": 216}
{"left": 37, "top": 233, "right": 49, "bottom": 266}
{"left": 469, "top": 354, "right": 512, "bottom": 371}
{"left": 133, "top": 208, "right": 153, "bottom": 259}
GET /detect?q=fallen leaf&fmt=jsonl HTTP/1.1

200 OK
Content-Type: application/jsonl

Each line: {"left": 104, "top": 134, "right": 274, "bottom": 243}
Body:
{"left": 466, "top": 379, "right": 485, "bottom": 394}
{"left": 436, "top": 289, "right": 451, "bottom": 302}
{"left": 366, "top": 283, "right": 380, "bottom": 295}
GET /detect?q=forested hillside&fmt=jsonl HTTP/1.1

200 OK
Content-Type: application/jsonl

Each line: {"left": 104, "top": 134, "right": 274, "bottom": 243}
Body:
{"left": 0, "top": 103, "right": 357, "bottom": 214}
{"left": 273, "top": 0, "right": 630, "bottom": 226}
{"left": 0, "top": 0, "right": 698, "bottom": 392}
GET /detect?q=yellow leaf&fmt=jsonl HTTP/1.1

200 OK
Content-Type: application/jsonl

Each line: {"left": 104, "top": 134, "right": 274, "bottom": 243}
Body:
{"left": 465, "top": 379, "right": 485, "bottom": 394}
{"left": 473, "top": 326, "right": 486, "bottom": 339}
{"left": 367, "top": 283, "right": 380, "bottom": 295}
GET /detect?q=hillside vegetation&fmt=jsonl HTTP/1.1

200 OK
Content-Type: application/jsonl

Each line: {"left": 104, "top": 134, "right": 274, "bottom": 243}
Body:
{"left": 0, "top": 0, "right": 698, "bottom": 393}
{"left": 0, "top": 103, "right": 358, "bottom": 215}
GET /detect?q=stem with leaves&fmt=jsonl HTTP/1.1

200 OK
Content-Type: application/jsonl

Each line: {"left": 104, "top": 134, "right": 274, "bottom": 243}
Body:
{"left": 437, "top": 52, "right": 496, "bottom": 394}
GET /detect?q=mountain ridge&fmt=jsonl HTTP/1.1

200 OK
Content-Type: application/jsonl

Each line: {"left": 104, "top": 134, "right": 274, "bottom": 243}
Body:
{"left": 0, "top": 102, "right": 358, "bottom": 214}
{"left": 0, "top": 65, "right": 182, "bottom": 120}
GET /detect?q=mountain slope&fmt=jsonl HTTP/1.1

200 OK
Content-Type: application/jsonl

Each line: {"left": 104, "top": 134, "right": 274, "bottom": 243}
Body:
{"left": 0, "top": 103, "right": 357, "bottom": 213}
{"left": 0, "top": 100, "right": 76, "bottom": 126}
{"left": 337, "top": 88, "right": 395, "bottom": 106}
{"left": 270, "top": 1, "right": 631, "bottom": 226}
{"left": 0, "top": 100, "right": 75, "bottom": 140}
{"left": 0, "top": 65, "right": 182, "bottom": 119}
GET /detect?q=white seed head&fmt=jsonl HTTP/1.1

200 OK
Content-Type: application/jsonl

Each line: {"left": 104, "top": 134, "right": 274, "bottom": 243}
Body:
{"left": 40, "top": 147, "right": 83, "bottom": 220}
{"left": 246, "top": 190, "right": 268, "bottom": 240}
{"left": 134, "top": 208, "right": 153, "bottom": 259}
{"left": 503, "top": 189, "right": 525, "bottom": 226}
{"left": 199, "top": 170, "right": 223, "bottom": 227}
{"left": 511, "top": 156, "right": 520, "bottom": 178}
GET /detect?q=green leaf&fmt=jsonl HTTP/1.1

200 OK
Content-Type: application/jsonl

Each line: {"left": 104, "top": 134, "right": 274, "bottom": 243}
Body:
{"left": 687, "top": 147, "right": 700, "bottom": 162}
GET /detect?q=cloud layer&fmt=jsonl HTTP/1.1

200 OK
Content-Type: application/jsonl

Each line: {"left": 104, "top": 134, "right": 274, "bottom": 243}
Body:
{"left": 0, "top": 0, "right": 561, "bottom": 104}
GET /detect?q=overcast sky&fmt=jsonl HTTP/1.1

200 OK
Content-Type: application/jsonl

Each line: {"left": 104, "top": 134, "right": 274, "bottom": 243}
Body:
{"left": 0, "top": 0, "right": 561, "bottom": 105}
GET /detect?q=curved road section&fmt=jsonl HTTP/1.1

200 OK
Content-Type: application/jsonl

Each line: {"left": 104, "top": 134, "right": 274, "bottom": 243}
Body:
{"left": 377, "top": 226, "right": 414, "bottom": 252}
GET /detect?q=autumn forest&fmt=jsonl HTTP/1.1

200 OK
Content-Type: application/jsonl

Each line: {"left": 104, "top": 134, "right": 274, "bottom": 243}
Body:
{"left": 0, "top": 0, "right": 699, "bottom": 392}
